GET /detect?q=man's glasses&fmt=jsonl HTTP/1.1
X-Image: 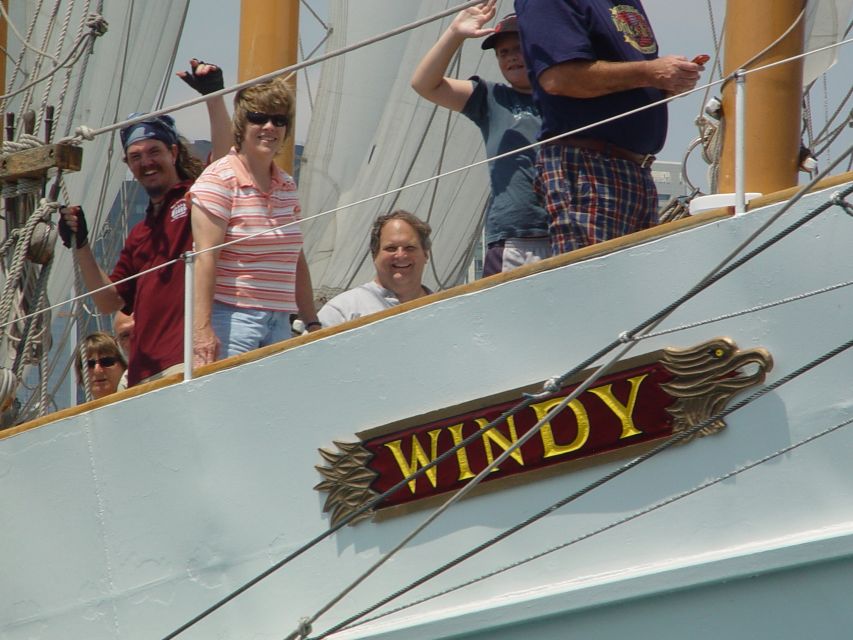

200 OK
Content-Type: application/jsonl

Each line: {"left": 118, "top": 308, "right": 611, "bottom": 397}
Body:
{"left": 245, "top": 111, "right": 289, "bottom": 127}
{"left": 86, "top": 356, "right": 119, "bottom": 369}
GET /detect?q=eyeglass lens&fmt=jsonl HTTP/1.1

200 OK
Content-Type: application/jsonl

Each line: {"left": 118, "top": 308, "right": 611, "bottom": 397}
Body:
{"left": 246, "top": 111, "right": 288, "bottom": 127}
{"left": 87, "top": 357, "right": 118, "bottom": 369}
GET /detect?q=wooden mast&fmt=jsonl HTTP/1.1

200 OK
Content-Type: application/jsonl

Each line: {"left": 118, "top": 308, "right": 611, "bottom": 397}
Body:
{"left": 238, "top": 0, "right": 300, "bottom": 174}
{"left": 717, "top": 0, "right": 806, "bottom": 194}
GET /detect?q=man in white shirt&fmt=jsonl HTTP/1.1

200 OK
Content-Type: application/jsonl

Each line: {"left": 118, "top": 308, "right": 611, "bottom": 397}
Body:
{"left": 318, "top": 211, "right": 433, "bottom": 327}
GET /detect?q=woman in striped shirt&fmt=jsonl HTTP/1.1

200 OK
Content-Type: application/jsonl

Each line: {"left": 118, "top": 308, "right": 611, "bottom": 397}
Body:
{"left": 189, "top": 75, "right": 320, "bottom": 366}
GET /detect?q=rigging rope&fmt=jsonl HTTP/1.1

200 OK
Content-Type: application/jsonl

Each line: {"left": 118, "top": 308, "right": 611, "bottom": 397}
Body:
{"left": 641, "top": 277, "right": 853, "bottom": 340}
{"left": 36, "top": 0, "right": 74, "bottom": 130}
{"left": 0, "top": 1, "right": 111, "bottom": 415}
{"left": 1, "top": 29, "right": 850, "bottom": 419}
{"left": 425, "top": 47, "right": 484, "bottom": 290}
{"left": 0, "top": 1, "right": 840, "bottom": 629}
{"left": 58, "top": 1, "right": 493, "bottom": 144}
{"left": 0, "top": 0, "right": 59, "bottom": 63}
{"left": 20, "top": 0, "right": 61, "bottom": 117}
{"left": 313, "top": 333, "right": 853, "bottom": 639}
{"left": 351, "top": 413, "right": 853, "bottom": 630}
{"left": 60, "top": 0, "right": 97, "bottom": 138}
{"left": 1, "top": 0, "right": 46, "bottom": 115}
{"left": 162, "top": 160, "right": 853, "bottom": 640}
{"left": 52, "top": 0, "right": 88, "bottom": 126}
{"left": 0, "top": 12, "right": 107, "bottom": 103}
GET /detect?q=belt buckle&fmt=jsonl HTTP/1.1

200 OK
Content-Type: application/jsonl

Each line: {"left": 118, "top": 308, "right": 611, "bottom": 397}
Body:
{"left": 640, "top": 154, "right": 656, "bottom": 169}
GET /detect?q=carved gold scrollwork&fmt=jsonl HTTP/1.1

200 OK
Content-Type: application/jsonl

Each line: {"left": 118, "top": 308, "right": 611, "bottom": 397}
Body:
{"left": 314, "top": 441, "right": 379, "bottom": 527}
{"left": 660, "top": 337, "right": 773, "bottom": 442}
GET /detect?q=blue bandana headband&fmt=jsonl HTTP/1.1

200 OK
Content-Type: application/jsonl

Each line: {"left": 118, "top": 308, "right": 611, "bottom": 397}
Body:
{"left": 120, "top": 113, "right": 179, "bottom": 150}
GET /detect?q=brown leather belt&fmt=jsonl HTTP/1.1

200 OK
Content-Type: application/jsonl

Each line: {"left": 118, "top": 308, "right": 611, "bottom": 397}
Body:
{"left": 553, "top": 136, "right": 656, "bottom": 169}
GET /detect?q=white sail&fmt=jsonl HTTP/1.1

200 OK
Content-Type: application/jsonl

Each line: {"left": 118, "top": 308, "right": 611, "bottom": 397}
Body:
{"left": 301, "top": 1, "right": 521, "bottom": 300}
{"left": 803, "top": 0, "right": 853, "bottom": 85}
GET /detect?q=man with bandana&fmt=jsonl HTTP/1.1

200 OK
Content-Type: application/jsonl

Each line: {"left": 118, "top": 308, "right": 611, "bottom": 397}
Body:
{"left": 514, "top": 1, "right": 703, "bottom": 255}
{"left": 59, "top": 60, "right": 230, "bottom": 386}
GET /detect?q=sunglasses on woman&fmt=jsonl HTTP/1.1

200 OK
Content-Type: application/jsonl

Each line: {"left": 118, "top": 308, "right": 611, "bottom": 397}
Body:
{"left": 245, "top": 111, "right": 289, "bottom": 127}
{"left": 86, "top": 356, "right": 119, "bottom": 369}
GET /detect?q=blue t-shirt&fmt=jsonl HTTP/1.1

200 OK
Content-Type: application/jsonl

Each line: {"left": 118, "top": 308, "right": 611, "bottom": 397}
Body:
{"left": 515, "top": 0, "right": 667, "bottom": 154}
{"left": 460, "top": 77, "right": 549, "bottom": 244}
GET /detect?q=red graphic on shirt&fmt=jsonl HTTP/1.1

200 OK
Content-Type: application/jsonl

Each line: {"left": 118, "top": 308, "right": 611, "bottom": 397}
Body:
{"left": 610, "top": 5, "right": 657, "bottom": 54}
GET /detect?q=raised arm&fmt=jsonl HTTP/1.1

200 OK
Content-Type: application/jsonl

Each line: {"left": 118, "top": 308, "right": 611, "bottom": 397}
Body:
{"left": 410, "top": 0, "right": 498, "bottom": 112}
{"left": 177, "top": 59, "right": 232, "bottom": 161}
{"left": 190, "top": 204, "right": 227, "bottom": 366}
{"left": 539, "top": 55, "right": 703, "bottom": 99}
{"left": 58, "top": 207, "right": 126, "bottom": 313}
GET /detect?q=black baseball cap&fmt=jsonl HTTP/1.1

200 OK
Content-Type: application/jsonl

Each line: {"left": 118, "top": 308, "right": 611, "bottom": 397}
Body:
{"left": 481, "top": 14, "right": 519, "bottom": 50}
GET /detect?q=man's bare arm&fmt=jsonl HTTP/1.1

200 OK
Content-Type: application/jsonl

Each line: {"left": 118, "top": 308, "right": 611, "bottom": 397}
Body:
{"left": 59, "top": 206, "right": 125, "bottom": 313}
{"left": 539, "top": 55, "right": 702, "bottom": 99}
{"left": 177, "top": 59, "right": 231, "bottom": 160}
{"left": 73, "top": 246, "right": 126, "bottom": 313}
{"left": 411, "top": 0, "right": 497, "bottom": 112}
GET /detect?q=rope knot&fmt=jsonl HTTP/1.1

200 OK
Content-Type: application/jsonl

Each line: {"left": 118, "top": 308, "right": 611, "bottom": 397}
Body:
{"left": 73, "top": 125, "right": 96, "bottom": 142}
{"left": 296, "top": 617, "right": 313, "bottom": 639}
{"left": 830, "top": 191, "right": 853, "bottom": 217}
{"left": 618, "top": 331, "right": 634, "bottom": 344}
{"left": 38, "top": 198, "right": 61, "bottom": 215}
{"left": 86, "top": 13, "right": 108, "bottom": 37}
{"left": 19, "top": 133, "right": 44, "bottom": 148}
{"left": 542, "top": 377, "right": 560, "bottom": 394}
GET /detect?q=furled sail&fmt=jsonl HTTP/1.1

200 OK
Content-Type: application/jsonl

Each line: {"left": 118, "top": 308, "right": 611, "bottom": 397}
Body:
{"left": 300, "top": 0, "right": 519, "bottom": 301}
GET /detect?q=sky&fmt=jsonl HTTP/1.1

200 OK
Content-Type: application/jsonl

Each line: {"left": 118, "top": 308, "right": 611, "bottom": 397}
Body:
{"left": 164, "top": 0, "right": 852, "bottom": 187}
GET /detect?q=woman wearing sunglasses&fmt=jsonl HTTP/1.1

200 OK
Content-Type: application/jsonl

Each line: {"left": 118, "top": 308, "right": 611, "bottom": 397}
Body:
{"left": 188, "top": 75, "right": 320, "bottom": 367}
{"left": 75, "top": 332, "right": 128, "bottom": 401}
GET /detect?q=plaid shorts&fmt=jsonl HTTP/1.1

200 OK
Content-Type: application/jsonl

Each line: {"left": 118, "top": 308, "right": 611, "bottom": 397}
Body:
{"left": 535, "top": 144, "right": 659, "bottom": 255}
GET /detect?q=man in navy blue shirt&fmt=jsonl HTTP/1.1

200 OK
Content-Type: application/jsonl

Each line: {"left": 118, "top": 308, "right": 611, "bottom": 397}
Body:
{"left": 515, "top": 0, "right": 703, "bottom": 255}
{"left": 412, "top": 1, "right": 550, "bottom": 277}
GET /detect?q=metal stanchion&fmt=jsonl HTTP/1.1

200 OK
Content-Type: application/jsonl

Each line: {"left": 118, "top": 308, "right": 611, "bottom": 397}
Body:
{"left": 734, "top": 69, "right": 747, "bottom": 215}
{"left": 183, "top": 249, "right": 195, "bottom": 382}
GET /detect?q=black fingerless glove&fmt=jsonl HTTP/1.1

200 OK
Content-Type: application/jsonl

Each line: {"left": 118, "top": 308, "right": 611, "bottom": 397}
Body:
{"left": 58, "top": 207, "right": 89, "bottom": 249}
{"left": 179, "top": 61, "right": 224, "bottom": 95}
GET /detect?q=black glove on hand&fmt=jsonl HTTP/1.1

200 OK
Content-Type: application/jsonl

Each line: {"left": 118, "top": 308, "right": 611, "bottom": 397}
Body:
{"left": 178, "top": 59, "right": 224, "bottom": 95}
{"left": 58, "top": 206, "right": 89, "bottom": 249}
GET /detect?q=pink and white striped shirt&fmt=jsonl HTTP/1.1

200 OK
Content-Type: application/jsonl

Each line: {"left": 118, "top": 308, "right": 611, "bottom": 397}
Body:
{"left": 188, "top": 150, "right": 303, "bottom": 312}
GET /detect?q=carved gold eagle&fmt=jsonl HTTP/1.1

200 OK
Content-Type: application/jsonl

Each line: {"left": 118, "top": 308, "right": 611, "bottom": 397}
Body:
{"left": 660, "top": 337, "right": 773, "bottom": 442}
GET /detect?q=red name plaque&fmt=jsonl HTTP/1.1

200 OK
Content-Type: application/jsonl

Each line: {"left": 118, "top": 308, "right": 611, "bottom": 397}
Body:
{"left": 315, "top": 338, "right": 772, "bottom": 526}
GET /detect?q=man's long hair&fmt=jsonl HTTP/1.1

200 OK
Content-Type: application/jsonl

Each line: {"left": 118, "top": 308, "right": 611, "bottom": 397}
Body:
{"left": 175, "top": 136, "right": 205, "bottom": 181}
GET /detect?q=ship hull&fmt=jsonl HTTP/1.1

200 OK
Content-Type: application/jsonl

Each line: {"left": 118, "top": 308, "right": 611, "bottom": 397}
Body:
{"left": 2, "top": 180, "right": 852, "bottom": 639}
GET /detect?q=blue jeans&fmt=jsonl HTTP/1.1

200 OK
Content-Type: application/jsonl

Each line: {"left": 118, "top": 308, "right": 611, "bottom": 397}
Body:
{"left": 210, "top": 301, "right": 293, "bottom": 359}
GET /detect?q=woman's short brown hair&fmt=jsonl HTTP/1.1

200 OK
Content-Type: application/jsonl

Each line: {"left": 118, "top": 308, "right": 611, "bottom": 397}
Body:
{"left": 74, "top": 332, "right": 127, "bottom": 385}
{"left": 232, "top": 75, "right": 295, "bottom": 151}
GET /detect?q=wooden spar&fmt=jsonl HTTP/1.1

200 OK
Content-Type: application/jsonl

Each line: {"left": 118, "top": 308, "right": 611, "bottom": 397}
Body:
{"left": 717, "top": 0, "right": 806, "bottom": 194}
{"left": 238, "top": 0, "right": 300, "bottom": 174}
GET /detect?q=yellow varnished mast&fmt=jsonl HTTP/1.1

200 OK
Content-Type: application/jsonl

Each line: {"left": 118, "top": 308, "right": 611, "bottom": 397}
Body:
{"left": 238, "top": 0, "right": 300, "bottom": 174}
{"left": 717, "top": 0, "right": 806, "bottom": 194}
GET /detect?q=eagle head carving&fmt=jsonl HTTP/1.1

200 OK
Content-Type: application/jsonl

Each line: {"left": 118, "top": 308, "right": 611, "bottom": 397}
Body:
{"left": 660, "top": 337, "right": 773, "bottom": 441}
